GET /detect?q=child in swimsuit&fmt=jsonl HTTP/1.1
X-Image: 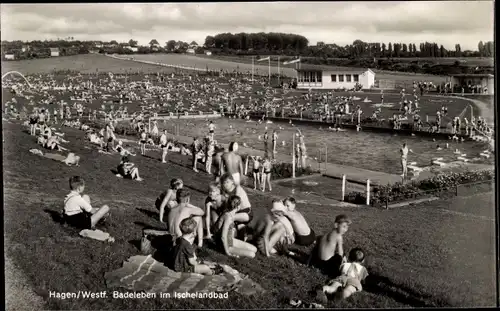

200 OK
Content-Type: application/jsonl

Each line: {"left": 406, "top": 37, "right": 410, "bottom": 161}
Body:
{"left": 204, "top": 182, "right": 224, "bottom": 239}
{"left": 261, "top": 157, "right": 272, "bottom": 192}
{"left": 215, "top": 195, "right": 257, "bottom": 258}
{"left": 138, "top": 131, "right": 147, "bottom": 155}
{"left": 316, "top": 248, "right": 369, "bottom": 303}
{"left": 250, "top": 156, "right": 262, "bottom": 190}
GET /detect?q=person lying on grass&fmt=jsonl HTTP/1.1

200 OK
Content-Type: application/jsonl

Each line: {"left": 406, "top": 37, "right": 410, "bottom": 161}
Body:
{"left": 113, "top": 140, "right": 136, "bottom": 157}
{"left": 63, "top": 176, "right": 110, "bottom": 230}
{"left": 116, "top": 156, "right": 143, "bottom": 181}
{"left": 44, "top": 135, "right": 66, "bottom": 151}
{"left": 315, "top": 247, "right": 369, "bottom": 303}
{"left": 167, "top": 188, "right": 205, "bottom": 248}
{"left": 214, "top": 195, "right": 257, "bottom": 258}
{"left": 204, "top": 182, "right": 224, "bottom": 240}
{"left": 220, "top": 173, "right": 253, "bottom": 239}
{"left": 257, "top": 197, "right": 316, "bottom": 257}
{"left": 169, "top": 217, "right": 222, "bottom": 275}
{"left": 308, "top": 214, "right": 351, "bottom": 277}
{"left": 156, "top": 178, "right": 184, "bottom": 224}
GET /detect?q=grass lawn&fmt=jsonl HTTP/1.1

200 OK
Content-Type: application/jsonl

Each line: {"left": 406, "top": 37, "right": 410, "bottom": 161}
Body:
{"left": 2, "top": 53, "right": 453, "bottom": 85}
{"left": 4, "top": 120, "right": 496, "bottom": 309}
{"left": 1, "top": 54, "right": 180, "bottom": 75}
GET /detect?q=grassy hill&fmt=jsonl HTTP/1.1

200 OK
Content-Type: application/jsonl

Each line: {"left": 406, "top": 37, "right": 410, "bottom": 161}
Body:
{"left": 3, "top": 120, "right": 496, "bottom": 309}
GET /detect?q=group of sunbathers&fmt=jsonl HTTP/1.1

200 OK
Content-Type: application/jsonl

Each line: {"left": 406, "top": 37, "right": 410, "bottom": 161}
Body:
{"left": 152, "top": 173, "right": 369, "bottom": 301}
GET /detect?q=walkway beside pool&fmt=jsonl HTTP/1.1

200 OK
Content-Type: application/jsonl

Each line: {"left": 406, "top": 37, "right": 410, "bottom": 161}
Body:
{"left": 168, "top": 133, "right": 404, "bottom": 186}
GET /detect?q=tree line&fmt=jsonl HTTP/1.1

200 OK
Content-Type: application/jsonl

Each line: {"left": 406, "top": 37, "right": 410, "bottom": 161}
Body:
{"left": 204, "top": 32, "right": 494, "bottom": 59}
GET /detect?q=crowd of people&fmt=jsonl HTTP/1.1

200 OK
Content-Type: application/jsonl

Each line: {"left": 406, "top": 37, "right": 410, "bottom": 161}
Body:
{"left": 3, "top": 67, "right": 495, "bottom": 304}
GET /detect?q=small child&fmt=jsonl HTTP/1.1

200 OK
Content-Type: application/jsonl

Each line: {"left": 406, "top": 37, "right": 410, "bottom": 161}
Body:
{"left": 316, "top": 248, "right": 369, "bottom": 303}
{"left": 204, "top": 182, "right": 224, "bottom": 239}
{"left": 169, "top": 218, "right": 218, "bottom": 275}
{"left": 250, "top": 156, "right": 261, "bottom": 190}
{"left": 205, "top": 136, "right": 215, "bottom": 174}
{"left": 261, "top": 157, "right": 272, "bottom": 192}
{"left": 215, "top": 195, "right": 257, "bottom": 258}
{"left": 309, "top": 215, "right": 351, "bottom": 277}
{"left": 63, "top": 176, "right": 110, "bottom": 230}
{"left": 156, "top": 178, "right": 184, "bottom": 223}
{"left": 139, "top": 131, "right": 147, "bottom": 155}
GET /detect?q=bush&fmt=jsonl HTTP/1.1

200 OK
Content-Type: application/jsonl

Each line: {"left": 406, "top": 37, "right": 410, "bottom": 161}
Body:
{"left": 345, "top": 170, "right": 495, "bottom": 206}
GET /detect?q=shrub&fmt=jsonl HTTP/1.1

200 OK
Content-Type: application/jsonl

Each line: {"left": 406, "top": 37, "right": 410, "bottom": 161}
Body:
{"left": 345, "top": 170, "right": 494, "bottom": 206}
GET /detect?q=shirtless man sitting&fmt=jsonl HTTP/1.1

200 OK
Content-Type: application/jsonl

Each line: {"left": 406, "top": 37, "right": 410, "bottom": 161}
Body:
{"left": 167, "top": 188, "right": 205, "bottom": 248}
{"left": 220, "top": 142, "right": 244, "bottom": 186}
{"left": 257, "top": 197, "right": 316, "bottom": 256}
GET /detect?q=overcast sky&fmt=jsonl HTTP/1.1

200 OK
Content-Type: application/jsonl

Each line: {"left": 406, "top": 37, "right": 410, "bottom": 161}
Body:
{"left": 1, "top": 2, "right": 494, "bottom": 51}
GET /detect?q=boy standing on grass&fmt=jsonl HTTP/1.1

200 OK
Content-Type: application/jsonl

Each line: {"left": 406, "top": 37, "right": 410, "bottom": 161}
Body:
{"left": 309, "top": 215, "right": 351, "bottom": 277}
{"left": 169, "top": 218, "right": 220, "bottom": 275}
{"left": 316, "top": 248, "right": 369, "bottom": 303}
{"left": 63, "top": 176, "right": 110, "bottom": 230}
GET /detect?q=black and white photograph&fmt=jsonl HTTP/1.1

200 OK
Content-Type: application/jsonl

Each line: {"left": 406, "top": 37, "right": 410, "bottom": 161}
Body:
{"left": 2, "top": 2, "right": 497, "bottom": 309}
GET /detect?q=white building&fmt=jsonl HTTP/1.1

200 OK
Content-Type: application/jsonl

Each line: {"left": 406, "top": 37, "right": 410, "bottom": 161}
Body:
{"left": 130, "top": 47, "right": 138, "bottom": 53}
{"left": 450, "top": 74, "right": 494, "bottom": 95}
{"left": 4, "top": 54, "right": 15, "bottom": 60}
{"left": 186, "top": 48, "right": 195, "bottom": 54}
{"left": 205, "top": 51, "right": 212, "bottom": 56}
{"left": 296, "top": 65, "right": 375, "bottom": 90}
{"left": 50, "top": 47, "right": 60, "bottom": 57}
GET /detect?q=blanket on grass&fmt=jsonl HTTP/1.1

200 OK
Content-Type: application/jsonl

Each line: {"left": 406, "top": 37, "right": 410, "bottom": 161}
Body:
{"left": 105, "top": 255, "right": 265, "bottom": 296}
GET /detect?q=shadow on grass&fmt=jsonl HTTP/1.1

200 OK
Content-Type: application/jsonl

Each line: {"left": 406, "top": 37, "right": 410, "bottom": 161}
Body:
{"left": 137, "top": 208, "right": 159, "bottom": 220}
{"left": 43, "top": 208, "right": 65, "bottom": 224}
{"left": 362, "top": 272, "right": 438, "bottom": 308}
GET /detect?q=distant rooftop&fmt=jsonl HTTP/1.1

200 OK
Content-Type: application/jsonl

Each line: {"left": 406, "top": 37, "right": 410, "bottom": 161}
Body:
{"left": 293, "top": 64, "right": 373, "bottom": 74}
{"left": 451, "top": 74, "right": 494, "bottom": 78}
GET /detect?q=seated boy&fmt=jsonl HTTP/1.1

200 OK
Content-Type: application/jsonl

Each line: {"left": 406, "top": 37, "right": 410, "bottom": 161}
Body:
{"left": 316, "top": 248, "right": 369, "bottom": 303}
{"left": 309, "top": 214, "right": 351, "bottom": 277}
{"left": 167, "top": 189, "right": 205, "bottom": 247}
{"left": 282, "top": 197, "right": 316, "bottom": 247}
{"left": 117, "top": 156, "right": 143, "bottom": 181}
{"left": 63, "top": 176, "right": 110, "bottom": 230}
{"left": 204, "top": 182, "right": 224, "bottom": 239}
{"left": 169, "top": 218, "right": 220, "bottom": 275}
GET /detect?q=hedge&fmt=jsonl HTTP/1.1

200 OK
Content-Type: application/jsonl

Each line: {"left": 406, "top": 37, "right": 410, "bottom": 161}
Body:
{"left": 345, "top": 170, "right": 495, "bottom": 206}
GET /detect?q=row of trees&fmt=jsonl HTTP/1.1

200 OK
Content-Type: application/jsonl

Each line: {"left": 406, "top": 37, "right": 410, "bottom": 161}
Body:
{"left": 204, "top": 32, "right": 309, "bottom": 53}
{"left": 203, "top": 33, "right": 494, "bottom": 59}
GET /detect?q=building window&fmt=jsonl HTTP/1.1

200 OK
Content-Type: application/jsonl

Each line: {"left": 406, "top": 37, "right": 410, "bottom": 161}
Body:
{"left": 317, "top": 72, "right": 322, "bottom": 83}
{"left": 339, "top": 74, "right": 344, "bottom": 82}
{"left": 346, "top": 75, "right": 352, "bottom": 82}
{"left": 353, "top": 74, "right": 359, "bottom": 82}
{"left": 331, "top": 74, "right": 337, "bottom": 82}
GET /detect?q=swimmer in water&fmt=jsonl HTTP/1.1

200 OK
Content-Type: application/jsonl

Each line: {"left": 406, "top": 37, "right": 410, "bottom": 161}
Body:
{"left": 436, "top": 144, "right": 442, "bottom": 150}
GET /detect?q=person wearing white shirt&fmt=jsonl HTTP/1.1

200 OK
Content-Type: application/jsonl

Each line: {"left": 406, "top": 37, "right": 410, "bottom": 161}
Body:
{"left": 63, "top": 176, "right": 110, "bottom": 230}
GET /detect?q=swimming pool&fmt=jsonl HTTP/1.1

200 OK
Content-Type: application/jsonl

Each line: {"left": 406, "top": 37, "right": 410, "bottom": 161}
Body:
{"left": 160, "top": 117, "right": 493, "bottom": 175}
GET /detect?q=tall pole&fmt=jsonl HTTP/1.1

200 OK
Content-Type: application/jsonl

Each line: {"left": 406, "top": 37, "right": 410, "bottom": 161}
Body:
{"left": 268, "top": 57, "right": 271, "bottom": 85}
{"left": 252, "top": 56, "right": 254, "bottom": 82}
{"left": 292, "top": 134, "right": 296, "bottom": 178}
{"left": 278, "top": 56, "right": 280, "bottom": 86}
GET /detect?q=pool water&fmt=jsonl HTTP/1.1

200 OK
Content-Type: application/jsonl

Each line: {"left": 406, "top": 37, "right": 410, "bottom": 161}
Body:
{"left": 161, "top": 117, "right": 493, "bottom": 175}
{"left": 276, "top": 176, "right": 344, "bottom": 201}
